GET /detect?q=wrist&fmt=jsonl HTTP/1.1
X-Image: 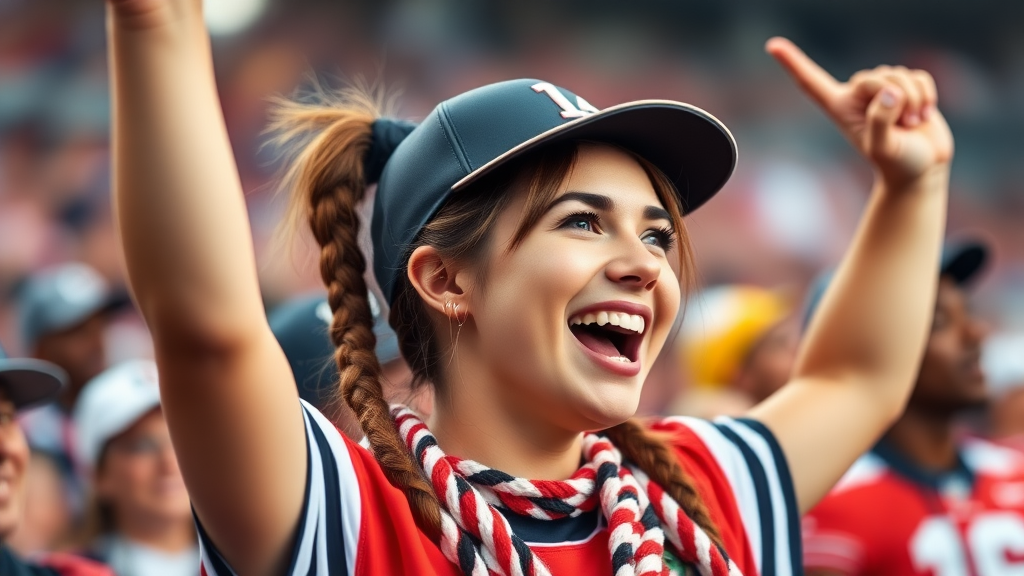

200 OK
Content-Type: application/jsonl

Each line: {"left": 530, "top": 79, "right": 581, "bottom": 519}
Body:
{"left": 874, "top": 163, "right": 950, "bottom": 196}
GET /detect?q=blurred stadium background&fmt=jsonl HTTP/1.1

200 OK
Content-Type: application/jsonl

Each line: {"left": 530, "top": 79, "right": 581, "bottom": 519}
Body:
{"left": 2, "top": 0, "right": 1022, "bottom": 358}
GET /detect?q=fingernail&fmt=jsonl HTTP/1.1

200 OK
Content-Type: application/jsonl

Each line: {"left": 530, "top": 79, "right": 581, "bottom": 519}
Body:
{"left": 922, "top": 105, "right": 934, "bottom": 120}
{"left": 880, "top": 88, "right": 899, "bottom": 108}
{"left": 907, "top": 112, "right": 920, "bottom": 125}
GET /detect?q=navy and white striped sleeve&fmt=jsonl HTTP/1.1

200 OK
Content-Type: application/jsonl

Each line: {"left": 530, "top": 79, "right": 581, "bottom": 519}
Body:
{"left": 666, "top": 416, "right": 802, "bottom": 576}
{"left": 197, "top": 399, "right": 361, "bottom": 576}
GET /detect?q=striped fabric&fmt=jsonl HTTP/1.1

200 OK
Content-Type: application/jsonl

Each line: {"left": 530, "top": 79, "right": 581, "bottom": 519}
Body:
{"left": 662, "top": 417, "right": 802, "bottom": 576}
{"left": 197, "top": 402, "right": 801, "bottom": 576}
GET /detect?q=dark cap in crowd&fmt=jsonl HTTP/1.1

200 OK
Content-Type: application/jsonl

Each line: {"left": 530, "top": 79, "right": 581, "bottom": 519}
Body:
{"left": 802, "top": 240, "right": 990, "bottom": 329}
{"left": 0, "top": 342, "right": 66, "bottom": 411}
{"left": 17, "top": 262, "right": 127, "bottom": 350}
{"left": 370, "top": 79, "right": 737, "bottom": 304}
{"left": 269, "top": 292, "right": 401, "bottom": 409}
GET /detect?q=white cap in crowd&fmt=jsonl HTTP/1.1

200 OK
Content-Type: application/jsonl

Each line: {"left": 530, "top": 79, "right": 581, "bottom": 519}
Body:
{"left": 73, "top": 359, "right": 162, "bottom": 468}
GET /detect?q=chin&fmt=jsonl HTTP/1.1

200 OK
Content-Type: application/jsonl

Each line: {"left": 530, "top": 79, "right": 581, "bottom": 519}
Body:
{"left": 571, "top": 383, "right": 643, "bottom": 430}
{"left": 0, "top": 513, "right": 17, "bottom": 540}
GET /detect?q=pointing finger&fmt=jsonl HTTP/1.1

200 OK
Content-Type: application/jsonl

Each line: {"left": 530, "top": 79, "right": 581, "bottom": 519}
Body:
{"left": 766, "top": 37, "right": 841, "bottom": 107}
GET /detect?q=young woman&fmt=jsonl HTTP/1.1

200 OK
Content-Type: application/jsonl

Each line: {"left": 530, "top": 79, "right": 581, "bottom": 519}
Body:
{"left": 105, "top": 0, "right": 952, "bottom": 575}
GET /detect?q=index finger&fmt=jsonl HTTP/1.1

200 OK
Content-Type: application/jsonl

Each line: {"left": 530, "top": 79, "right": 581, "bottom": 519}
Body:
{"left": 766, "top": 37, "right": 841, "bottom": 107}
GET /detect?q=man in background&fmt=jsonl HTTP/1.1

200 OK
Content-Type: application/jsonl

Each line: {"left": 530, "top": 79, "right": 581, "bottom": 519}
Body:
{"left": 801, "top": 241, "right": 1024, "bottom": 576}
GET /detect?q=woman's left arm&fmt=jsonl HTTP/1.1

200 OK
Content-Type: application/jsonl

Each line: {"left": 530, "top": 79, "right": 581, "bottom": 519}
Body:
{"left": 747, "top": 38, "right": 953, "bottom": 512}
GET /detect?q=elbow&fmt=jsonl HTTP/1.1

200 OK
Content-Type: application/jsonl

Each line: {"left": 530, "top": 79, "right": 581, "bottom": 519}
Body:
{"left": 141, "top": 298, "right": 268, "bottom": 358}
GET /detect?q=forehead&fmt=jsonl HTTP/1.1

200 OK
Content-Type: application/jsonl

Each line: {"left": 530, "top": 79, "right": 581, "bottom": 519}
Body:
{"left": 561, "top": 144, "right": 661, "bottom": 207}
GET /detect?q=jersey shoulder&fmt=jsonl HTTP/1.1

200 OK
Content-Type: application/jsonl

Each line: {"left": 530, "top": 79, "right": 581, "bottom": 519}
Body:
{"left": 652, "top": 416, "right": 801, "bottom": 576}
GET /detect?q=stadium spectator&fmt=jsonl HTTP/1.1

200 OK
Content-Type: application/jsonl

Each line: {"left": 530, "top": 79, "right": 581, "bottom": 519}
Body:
{"left": 72, "top": 360, "right": 197, "bottom": 576}
{"left": 14, "top": 262, "right": 127, "bottom": 549}
{"left": 800, "top": 241, "right": 1024, "bottom": 576}
{"left": 671, "top": 285, "right": 799, "bottom": 417}
{"left": 0, "top": 342, "right": 112, "bottom": 575}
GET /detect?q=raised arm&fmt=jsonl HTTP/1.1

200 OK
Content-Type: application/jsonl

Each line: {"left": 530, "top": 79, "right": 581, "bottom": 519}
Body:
{"left": 748, "top": 38, "right": 952, "bottom": 511}
{"left": 107, "top": 1, "right": 306, "bottom": 574}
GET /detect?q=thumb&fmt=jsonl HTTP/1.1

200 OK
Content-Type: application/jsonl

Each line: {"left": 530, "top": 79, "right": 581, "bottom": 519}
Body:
{"left": 864, "top": 85, "right": 905, "bottom": 160}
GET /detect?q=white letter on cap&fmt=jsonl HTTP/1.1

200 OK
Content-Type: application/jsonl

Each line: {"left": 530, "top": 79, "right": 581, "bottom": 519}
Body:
{"left": 532, "top": 82, "right": 598, "bottom": 119}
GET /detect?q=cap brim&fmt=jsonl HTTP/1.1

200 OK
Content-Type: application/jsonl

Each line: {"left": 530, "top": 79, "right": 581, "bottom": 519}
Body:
{"left": 0, "top": 359, "right": 66, "bottom": 410}
{"left": 941, "top": 241, "right": 988, "bottom": 286}
{"left": 452, "top": 100, "right": 737, "bottom": 215}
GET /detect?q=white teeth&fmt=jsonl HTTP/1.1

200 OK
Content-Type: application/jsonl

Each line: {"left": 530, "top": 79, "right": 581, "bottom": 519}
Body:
{"left": 567, "top": 311, "right": 646, "bottom": 334}
{"left": 610, "top": 355, "right": 631, "bottom": 363}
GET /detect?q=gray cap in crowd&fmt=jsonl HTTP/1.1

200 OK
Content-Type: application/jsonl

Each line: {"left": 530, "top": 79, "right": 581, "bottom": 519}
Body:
{"left": 0, "top": 342, "right": 66, "bottom": 411}
{"left": 18, "top": 262, "right": 127, "bottom": 350}
{"left": 802, "top": 240, "right": 990, "bottom": 329}
{"left": 269, "top": 292, "right": 401, "bottom": 410}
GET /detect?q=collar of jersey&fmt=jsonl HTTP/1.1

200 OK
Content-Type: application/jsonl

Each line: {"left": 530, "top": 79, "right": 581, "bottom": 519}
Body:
{"left": 871, "top": 439, "right": 976, "bottom": 492}
{"left": 498, "top": 507, "right": 601, "bottom": 544}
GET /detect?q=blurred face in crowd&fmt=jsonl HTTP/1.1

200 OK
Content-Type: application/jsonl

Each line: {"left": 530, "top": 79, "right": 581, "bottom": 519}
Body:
{"left": 450, "top": 144, "right": 682, "bottom": 432}
{"left": 95, "top": 409, "right": 191, "bottom": 531}
{"left": 34, "top": 314, "right": 107, "bottom": 401}
{"left": 0, "top": 393, "right": 29, "bottom": 540}
{"left": 733, "top": 315, "right": 800, "bottom": 404}
{"left": 910, "top": 278, "right": 988, "bottom": 414}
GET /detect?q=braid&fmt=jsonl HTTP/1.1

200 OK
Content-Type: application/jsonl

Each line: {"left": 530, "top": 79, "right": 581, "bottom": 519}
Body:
{"left": 271, "top": 91, "right": 443, "bottom": 540}
{"left": 605, "top": 418, "right": 724, "bottom": 550}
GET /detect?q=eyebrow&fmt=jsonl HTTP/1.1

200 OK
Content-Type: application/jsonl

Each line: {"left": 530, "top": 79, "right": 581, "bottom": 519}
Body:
{"left": 551, "top": 191, "right": 673, "bottom": 223}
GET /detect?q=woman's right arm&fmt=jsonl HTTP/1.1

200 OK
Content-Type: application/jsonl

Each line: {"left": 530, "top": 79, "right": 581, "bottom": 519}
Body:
{"left": 108, "top": 2, "right": 306, "bottom": 574}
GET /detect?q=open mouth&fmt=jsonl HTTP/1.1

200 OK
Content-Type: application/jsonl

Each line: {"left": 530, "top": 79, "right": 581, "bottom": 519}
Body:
{"left": 568, "top": 311, "right": 645, "bottom": 364}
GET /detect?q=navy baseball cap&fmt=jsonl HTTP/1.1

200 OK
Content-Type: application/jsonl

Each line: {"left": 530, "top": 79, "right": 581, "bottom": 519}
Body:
{"left": 370, "top": 79, "right": 737, "bottom": 304}
{"left": 270, "top": 292, "right": 402, "bottom": 410}
{"left": 0, "top": 342, "right": 66, "bottom": 411}
{"left": 18, "top": 263, "right": 128, "bottom": 350}
{"left": 802, "top": 240, "right": 990, "bottom": 329}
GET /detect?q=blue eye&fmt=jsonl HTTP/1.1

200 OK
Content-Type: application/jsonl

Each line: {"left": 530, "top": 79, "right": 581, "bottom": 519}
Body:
{"left": 643, "top": 227, "right": 677, "bottom": 251}
{"left": 560, "top": 211, "right": 600, "bottom": 233}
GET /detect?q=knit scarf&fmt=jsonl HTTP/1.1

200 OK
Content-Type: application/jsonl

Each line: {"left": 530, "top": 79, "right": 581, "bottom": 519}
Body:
{"left": 392, "top": 407, "right": 741, "bottom": 576}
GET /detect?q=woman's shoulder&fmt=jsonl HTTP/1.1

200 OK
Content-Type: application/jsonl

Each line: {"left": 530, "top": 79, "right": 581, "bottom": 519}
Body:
{"left": 646, "top": 415, "right": 801, "bottom": 576}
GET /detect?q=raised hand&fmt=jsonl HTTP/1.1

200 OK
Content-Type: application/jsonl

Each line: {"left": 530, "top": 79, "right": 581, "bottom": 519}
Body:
{"left": 766, "top": 37, "right": 953, "bottom": 187}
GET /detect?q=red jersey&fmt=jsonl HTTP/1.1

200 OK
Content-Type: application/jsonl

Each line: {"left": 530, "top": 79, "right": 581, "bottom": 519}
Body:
{"left": 198, "top": 402, "right": 801, "bottom": 576}
{"left": 803, "top": 439, "right": 1024, "bottom": 575}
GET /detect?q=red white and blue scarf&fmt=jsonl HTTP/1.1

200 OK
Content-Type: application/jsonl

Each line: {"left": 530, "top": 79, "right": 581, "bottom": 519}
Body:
{"left": 392, "top": 407, "right": 741, "bottom": 576}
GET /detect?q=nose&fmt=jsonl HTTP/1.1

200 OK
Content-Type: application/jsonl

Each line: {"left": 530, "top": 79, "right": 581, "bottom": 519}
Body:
{"left": 604, "top": 237, "right": 662, "bottom": 291}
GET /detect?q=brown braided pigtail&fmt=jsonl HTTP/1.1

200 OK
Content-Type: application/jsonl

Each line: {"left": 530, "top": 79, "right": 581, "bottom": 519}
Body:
{"left": 270, "top": 88, "right": 443, "bottom": 540}
{"left": 605, "top": 418, "right": 724, "bottom": 550}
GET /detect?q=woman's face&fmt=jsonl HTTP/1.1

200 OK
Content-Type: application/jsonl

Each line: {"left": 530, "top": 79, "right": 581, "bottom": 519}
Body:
{"left": 96, "top": 409, "right": 192, "bottom": 528}
{"left": 463, "top": 144, "right": 682, "bottom": 432}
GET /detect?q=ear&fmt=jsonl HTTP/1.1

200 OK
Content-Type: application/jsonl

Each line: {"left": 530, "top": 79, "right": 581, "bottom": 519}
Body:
{"left": 407, "top": 245, "right": 474, "bottom": 321}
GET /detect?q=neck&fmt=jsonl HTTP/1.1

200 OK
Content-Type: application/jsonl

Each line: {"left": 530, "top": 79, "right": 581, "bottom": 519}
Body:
{"left": 112, "top": 511, "right": 195, "bottom": 553}
{"left": 883, "top": 403, "right": 959, "bottom": 471}
{"left": 427, "top": 357, "right": 584, "bottom": 481}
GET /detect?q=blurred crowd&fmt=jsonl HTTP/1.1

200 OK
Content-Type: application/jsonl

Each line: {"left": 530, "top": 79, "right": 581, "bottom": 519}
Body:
{"left": 1, "top": 0, "right": 1022, "bottom": 575}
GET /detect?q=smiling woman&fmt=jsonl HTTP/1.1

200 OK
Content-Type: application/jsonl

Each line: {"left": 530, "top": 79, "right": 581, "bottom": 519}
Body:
{"left": 106, "top": 0, "right": 952, "bottom": 575}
